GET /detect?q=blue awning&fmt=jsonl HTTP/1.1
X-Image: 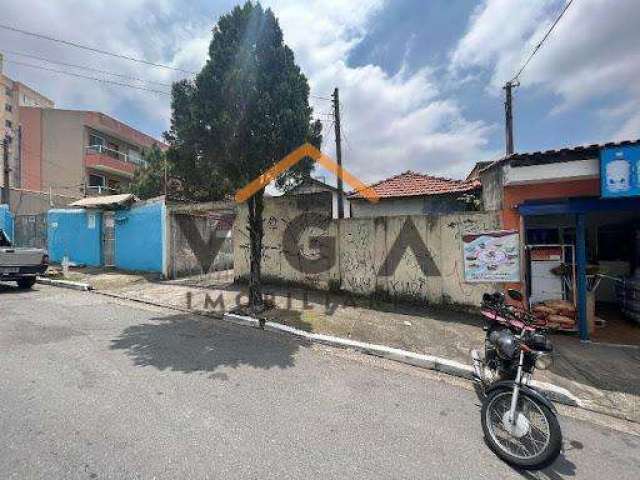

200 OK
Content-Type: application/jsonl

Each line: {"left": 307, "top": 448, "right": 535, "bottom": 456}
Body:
{"left": 518, "top": 196, "right": 640, "bottom": 216}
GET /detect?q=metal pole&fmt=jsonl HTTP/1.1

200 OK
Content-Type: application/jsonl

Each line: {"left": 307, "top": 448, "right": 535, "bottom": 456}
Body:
{"left": 504, "top": 81, "right": 516, "bottom": 155}
{"left": 2, "top": 136, "right": 10, "bottom": 207}
{"left": 333, "top": 88, "right": 344, "bottom": 219}
{"left": 576, "top": 213, "right": 589, "bottom": 342}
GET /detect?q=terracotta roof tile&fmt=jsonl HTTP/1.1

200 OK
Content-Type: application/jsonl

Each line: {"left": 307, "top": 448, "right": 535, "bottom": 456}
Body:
{"left": 349, "top": 171, "right": 480, "bottom": 199}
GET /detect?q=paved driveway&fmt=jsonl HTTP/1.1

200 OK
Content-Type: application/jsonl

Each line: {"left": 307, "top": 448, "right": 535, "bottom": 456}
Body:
{"left": 1, "top": 284, "right": 639, "bottom": 479}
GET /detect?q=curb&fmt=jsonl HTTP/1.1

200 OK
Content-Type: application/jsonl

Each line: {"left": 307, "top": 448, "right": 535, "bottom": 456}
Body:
{"left": 224, "top": 313, "right": 582, "bottom": 408}
{"left": 37, "top": 286, "right": 625, "bottom": 420}
{"left": 37, "top": 277, "right": 93, "bottom": 291}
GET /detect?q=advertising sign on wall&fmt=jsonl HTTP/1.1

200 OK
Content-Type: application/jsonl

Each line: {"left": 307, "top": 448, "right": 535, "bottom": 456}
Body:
{"left": 601, "top": 144, "right": 640, "bottom": 198}
{"left": 463, "top": 230, "right": 520, "bottom": 283}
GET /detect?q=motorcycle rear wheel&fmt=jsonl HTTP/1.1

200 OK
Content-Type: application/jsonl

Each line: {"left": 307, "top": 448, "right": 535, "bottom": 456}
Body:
{"left": 481, "top": 389, "right": 562, "bottom": 470}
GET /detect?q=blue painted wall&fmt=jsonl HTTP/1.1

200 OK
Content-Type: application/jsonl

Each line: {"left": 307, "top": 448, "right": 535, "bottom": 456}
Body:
{"left": 0, "top": 204, "right": 14, "bottom": 243}
{"left": 114, "top": 201, "right": 165, "bottom": 273}
{"left": 48, "top": 209, "right": 103, "bottom": 267}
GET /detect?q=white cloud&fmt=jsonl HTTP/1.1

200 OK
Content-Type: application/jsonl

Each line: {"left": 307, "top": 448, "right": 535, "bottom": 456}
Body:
{"left": 1, "top": 0, "right": 496, "bottom": 184}
{"left": 451, "top": 0, "right": 640, "bottom": 139}
{"left": 0, "top": 0, "right": 190, "bottom": 137}
{"left": 265, "top": 0, "right": 496, "bottom": 183}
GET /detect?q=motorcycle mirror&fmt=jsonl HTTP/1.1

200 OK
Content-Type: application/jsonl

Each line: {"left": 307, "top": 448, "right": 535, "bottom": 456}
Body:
{"left": 507, "top": 289, "right": 524, "bottom": 302}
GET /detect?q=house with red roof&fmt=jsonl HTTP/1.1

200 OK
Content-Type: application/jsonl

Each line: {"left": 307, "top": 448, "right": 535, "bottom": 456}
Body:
{"left": 348, "top": 171, "right": 481, "bottom": 218}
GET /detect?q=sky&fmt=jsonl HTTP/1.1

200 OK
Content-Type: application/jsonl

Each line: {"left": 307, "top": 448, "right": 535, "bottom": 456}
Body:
{"left": 1, "top": 0, "right": 639, "bottom": 187}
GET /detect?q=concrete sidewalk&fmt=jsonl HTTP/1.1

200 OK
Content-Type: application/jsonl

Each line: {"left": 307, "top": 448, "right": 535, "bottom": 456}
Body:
{"left": 59, "top": 268, "right": 640, "bottom": 423}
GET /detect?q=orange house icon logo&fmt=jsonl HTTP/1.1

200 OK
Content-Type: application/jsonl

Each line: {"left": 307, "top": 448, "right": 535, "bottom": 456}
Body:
{"left": 234, "top": 143, "right": 380, "bottom": 204}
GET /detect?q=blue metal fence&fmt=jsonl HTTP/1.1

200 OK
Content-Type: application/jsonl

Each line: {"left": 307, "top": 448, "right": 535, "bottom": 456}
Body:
{"left": 0, "top": 204, "right": 14, "bottom": 242}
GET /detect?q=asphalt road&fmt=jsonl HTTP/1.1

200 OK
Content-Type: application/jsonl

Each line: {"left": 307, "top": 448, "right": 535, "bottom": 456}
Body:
{"left": 1, "top": 283, "right": 639, "bottom": 479}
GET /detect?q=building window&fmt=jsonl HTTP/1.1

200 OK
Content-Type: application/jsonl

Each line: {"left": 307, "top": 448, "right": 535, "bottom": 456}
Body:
{"left": 128, "top": 148, "right": 145, "bottom": 166}
{"left": 4, "top": 87, "right": 11, "bottom": 96}
{"left": 5, "top": 119, "right": 12, "bottom": 129}
{"left": 88, "top": 174, "right": 106, "bottom": 187}
{"left": 88, "top": 133, "right": 105, "bottom": 148}
{"left": 4, "top": 104, "right": 12, "bottom": 113}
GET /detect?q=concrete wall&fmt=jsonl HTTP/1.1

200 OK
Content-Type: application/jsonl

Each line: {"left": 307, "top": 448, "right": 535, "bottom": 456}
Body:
{"left": 114, "top": 200, "right": 165, "bottom": 273}
{"left": 234, "top": 197, "right": 501, "bottom": 306}
{"left": 20, "top": 108, "right": 86, "bottom": 197}
{"left": 18, "top": 107, "right": 44, "bottom": 191}
{"left": 41, "top": 110, "right": 86, "bottom": 198}
{"left": 351, "top": 194, "right": 469, "bottom": 218}
{"left": 8, "top": 188, "right": 80, "bottom": 215}
{"left": 166, "top": 204, "right": 235, "bottom": 279}
{"left": 480, "top": 166, "right": 504, "bottom": 212}
{"left": 47, "top": 199, "right": 166, "bottom": 273}
{"left": 48, "top": 209, "right": 103, "bottom": 267}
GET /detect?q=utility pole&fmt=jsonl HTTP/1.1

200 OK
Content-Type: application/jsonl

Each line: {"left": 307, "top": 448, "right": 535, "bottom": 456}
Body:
{"left": 504, "top": 81, "right": 518, "bottom": 156}
{"left": 164, "top": 155, "right": 168, "bottom": 197}
{"left": 2, "top": 136, "right": 10, "bottom": 208}
{"left": 332, "top": 87, "right": 344, "bottom": 219}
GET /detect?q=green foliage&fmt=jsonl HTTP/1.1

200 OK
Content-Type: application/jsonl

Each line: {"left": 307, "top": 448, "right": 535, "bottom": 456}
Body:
{"left": 129, "top": 144, "right": 167, "bottom": 199}
{"left": 165, "top": 1, "right": 322, "bottom": 199}
{"left": 165, "top": 1, "right": 322, "bottom": 309}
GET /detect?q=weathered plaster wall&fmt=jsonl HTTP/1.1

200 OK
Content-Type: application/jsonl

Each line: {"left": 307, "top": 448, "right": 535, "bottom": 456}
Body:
{"left": 235, "top": 195, "right": 340, "bottom": 289}
{"left": 479, "top": 166, "right": 503, "bottom": 212}
{"left": 350, "top": 194, "right": 467, "bottom": 218}
{"left": 234, "top": 197, "right": 500, "bottom": 306}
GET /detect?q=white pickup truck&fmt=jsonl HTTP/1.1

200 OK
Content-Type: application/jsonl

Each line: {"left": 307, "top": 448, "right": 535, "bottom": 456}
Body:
{"left": 0, "top": 229, "right": 48, "bottom": 289}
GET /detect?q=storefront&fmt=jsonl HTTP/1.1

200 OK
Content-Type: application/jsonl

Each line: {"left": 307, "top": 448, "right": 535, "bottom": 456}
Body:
{"left": 482, "top": 140, "right": 640, "bottom": 343}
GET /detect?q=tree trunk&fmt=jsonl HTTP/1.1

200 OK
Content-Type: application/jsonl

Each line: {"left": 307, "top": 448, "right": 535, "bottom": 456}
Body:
{"left": 247, "top": 192, "right": 264, "bottom": 315}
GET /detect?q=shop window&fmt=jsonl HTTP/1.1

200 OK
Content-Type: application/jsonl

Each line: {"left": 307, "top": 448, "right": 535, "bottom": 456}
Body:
{"left": 526, "top": 228, "right": 560, "bottom": 245}
{"left": 598, "top": 224, "right": 632, "bottom": 261}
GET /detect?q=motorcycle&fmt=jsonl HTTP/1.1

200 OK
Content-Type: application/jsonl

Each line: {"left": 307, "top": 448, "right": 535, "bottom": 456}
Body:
{"left": 471, "top": 288, "right": 562, "bottom": 470}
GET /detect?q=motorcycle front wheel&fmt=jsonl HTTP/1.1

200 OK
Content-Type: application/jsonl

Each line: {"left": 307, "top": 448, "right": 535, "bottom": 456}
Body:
{"left": 481, "top": 389, "right": 562, "bottom": 470}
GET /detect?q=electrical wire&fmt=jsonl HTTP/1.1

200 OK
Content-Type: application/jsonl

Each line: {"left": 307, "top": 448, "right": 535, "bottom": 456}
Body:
{"left": 510, "top": 0, "right": 576, "bottom": 83}
{"left": 2, "top": 50, "right": 173, "bottom": 87}
{"left": 4, "top": 60, "right": 171, "bottom": 96}
{"left": 0, "top": 23, "right": 196, "bottom": 74}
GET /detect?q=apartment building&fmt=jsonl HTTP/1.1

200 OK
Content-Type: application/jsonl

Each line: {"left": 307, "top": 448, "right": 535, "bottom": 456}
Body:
{"left": 19, "top": 107, "right": 166, "bottom": 198}
{"left": 1, "top": 53, "right": 54, "bottom": 187}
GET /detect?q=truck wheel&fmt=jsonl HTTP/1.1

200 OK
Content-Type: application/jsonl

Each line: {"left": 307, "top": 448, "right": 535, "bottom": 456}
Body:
{"left": 17, "top": 277, "right": 37, "bottom": 289}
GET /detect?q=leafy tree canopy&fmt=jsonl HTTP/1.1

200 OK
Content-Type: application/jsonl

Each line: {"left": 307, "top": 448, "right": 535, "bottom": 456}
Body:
{"left": 165, "top": 1, "right": 322, "bottom": 199}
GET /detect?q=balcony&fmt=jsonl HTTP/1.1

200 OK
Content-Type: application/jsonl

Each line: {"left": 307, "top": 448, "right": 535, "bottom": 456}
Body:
{"left": 84, "top": 145, "right": 145, "bottom": 178}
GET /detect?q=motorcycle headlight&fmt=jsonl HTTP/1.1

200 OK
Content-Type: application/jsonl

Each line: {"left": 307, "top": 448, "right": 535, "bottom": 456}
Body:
{"left": 535, "top": 352, "right": 553, "bottom": 370}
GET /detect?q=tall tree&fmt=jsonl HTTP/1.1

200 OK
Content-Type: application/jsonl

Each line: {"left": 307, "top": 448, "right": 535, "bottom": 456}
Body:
{"left": 166, "top": 1, "right": 321, "bottom": 313}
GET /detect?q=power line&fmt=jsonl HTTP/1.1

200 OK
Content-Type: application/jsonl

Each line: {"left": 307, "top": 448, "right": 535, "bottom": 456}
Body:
{"left": 0, "top": 23, "right": 196, "bottom": 75}
{"left": 510, "top": 0, "right": 576, "bottom": 82}
{"left": 4, "top": 60, "right": 171, "bottom": 96}
{"left": 3, "top": 50, "right": 173, "bottom": 87}
{"left": 310, "top": 94, "right": 332, "bottom": 101}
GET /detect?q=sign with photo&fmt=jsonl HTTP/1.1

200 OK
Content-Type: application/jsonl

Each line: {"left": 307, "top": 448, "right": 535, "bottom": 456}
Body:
{"left": 463, "top": 231, "right": 520, "bottom": 283}
{"left": 601, "top": 144, "right": 640, "bottom": 197}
